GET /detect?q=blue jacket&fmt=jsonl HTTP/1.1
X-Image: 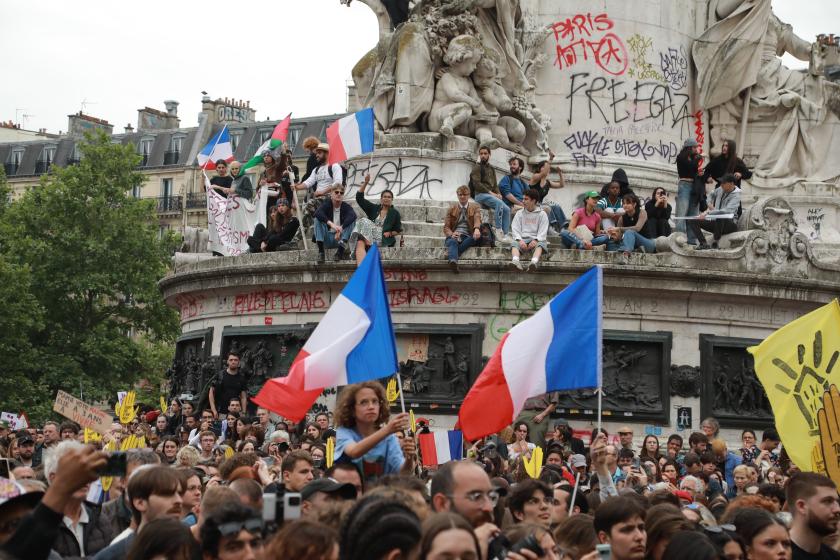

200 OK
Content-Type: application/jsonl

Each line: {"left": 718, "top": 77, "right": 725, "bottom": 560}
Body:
{"left": 499, "top": 175, "right": 528, "bottom": 206}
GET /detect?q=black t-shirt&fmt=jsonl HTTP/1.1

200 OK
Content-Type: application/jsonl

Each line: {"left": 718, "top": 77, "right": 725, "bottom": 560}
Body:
{"left": 792, "top": 542, "right": 840, "bottom": 560}
{"left": 210, "top": 175, "right": 233, "bottom": 199}
{"left": 216, "top": 371, "right": 246, "bottom": 413}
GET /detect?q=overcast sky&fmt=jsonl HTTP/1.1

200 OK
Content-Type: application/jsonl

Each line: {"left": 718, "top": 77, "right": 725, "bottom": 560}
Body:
{"left": 1, "top": 0, "right": 836, "bottom": 134}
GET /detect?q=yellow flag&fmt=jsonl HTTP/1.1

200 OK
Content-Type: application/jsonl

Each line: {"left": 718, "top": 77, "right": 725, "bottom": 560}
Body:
{"left": 326, "top": 437, "right": 335, "bottom": 469}
{"left": 224, "top": 446, "right": 234, "bottom": 459}
{"left": 100, "top": 440, "right": 117, "bottom": 492}
{"left": 160, "top": 396, "right": 168, "bottom": 414}
{"left": 409, "top": 410, "right": 416, "bottom": 433}
{"left": 521, "top": 447, "right": 544, "bottom": 478}
{"left": 118, "top": 392, "right": 137, "bottom": 424}
{"left": 748, "top": 299, "right": 840, "bottom": 472}
{"left": 386, "top": 378, "right": 399, "bottom": 403}
{"left": 84, "top": 428, "right": 102, "bottom": 443}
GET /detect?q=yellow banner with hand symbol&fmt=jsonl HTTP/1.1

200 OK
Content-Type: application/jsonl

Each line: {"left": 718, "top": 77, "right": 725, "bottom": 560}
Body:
{"left": 748, "top": 300, "right": 840, "bottom": 477}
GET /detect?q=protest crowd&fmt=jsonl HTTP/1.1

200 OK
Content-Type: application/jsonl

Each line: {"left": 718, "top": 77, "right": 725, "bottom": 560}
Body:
{"left": 221, "top": 133, "right": 749, "bottom": 267}
{"left": 1, "top": 373, "right": 836, "bottom": 560}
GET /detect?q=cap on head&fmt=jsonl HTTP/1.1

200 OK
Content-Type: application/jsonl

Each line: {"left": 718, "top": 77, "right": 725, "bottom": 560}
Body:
{"left": 316, "top": 143, "right": 330, "bottom": 152}
{"left": 276, "top": 198, "right": 290, "bottom": 208}
{"left": 301, "top": 478, "right": 357, "bottom": 501}
{"left": 584, "top": 191, "right": 601, "bottom": 200}
{"left": 683, "top": 138, "right": 699, "bottom": 148}
{"left": 570, "top": 454, "right": 587, "bottom": 468}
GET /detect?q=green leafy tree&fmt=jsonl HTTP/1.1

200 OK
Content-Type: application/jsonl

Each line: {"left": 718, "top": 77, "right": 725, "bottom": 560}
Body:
{"left": 0, "top": 132, "right": 179, "bottom": 419}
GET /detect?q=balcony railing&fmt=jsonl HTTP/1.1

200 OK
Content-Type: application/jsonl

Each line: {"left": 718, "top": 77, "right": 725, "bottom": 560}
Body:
{"left": 35, "top": 160, "right": 51, "bottom": 174}
{"left": 3, "top": 163, "right": 18, "bottom": 176}
{"left": 163, "top": 151, "right": 180, "bottom": 165}
{"left": 66, "top": 157, "right": 81, "bottom": 166}
{"left": 186, "top": 192, "right": 206, "bottom": 209}
{"left": 156, "top": 196, "right": 182, "bottom": 214}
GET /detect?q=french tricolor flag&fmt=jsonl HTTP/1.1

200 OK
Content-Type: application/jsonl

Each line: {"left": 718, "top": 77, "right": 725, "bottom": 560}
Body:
{"left": 327, "top": 108, "right": 375, "bottom": 165}
{"left": 419, "top": 430, "right": 464, "bottom": 466}
{"left": 253, "top": 245, "right": 398, "bottom": 421}
{"left": 197, "top": 126, "right": 234, "bottom": 170}
{"left": 458, "top": 267, "right": 603, "bottom": 441}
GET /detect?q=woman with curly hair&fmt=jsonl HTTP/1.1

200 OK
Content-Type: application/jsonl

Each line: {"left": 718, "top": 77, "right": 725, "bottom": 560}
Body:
{"left": 334, "top": 381, "right": 416, "bottom": 483}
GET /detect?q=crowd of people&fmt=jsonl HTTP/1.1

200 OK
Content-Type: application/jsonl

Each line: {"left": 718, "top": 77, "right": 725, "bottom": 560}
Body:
{"left": 223, "top": 136, "right": 750, "bottom": 269}
{"left": 0, "top": 375, "right": 834, "bottom": 560}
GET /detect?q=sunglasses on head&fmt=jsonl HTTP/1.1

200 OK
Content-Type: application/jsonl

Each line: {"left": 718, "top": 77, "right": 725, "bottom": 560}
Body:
{"left": 217, "top": 518, "right": 263, "bottom": 537}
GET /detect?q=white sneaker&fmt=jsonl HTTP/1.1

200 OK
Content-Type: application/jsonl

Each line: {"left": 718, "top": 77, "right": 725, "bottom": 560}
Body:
{"left": 502, "top": 234, "right": 514, "bottom": 244}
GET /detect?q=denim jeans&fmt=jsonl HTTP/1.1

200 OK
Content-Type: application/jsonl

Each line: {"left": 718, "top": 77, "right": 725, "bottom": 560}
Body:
{"left": 675, "top": 180, "right": 699, "bottom": 243}
{"left": 445, "top": 234, "right": 477, "bottom": 261}
{"left": 315, "top": 219, "right": 354, "bottom": 249}
{"left": 619, "top": 230, "right": 657, "bottom": 253}
{"left": 560, "top": 230, "right": 609, "bottom": 249}
{"left": 475, "top": 193, "right": 511, "bottom": 234}
{"left": 542, "top": 202, "right": 567, "bottom": 227}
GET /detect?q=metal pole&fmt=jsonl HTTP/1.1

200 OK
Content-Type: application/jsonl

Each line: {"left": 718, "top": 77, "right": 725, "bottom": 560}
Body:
{"left": 291, "top": 186, "right": 309, "bottom": 251}
{"left": 597, "top": 387, "right": 603, "bottom": 433}
{"left": 569, "top": 471, "right": 581, "bottom": 516}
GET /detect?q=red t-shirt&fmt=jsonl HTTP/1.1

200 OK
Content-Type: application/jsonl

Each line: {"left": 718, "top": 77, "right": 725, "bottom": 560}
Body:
{"left": 574, "top": 207, "right": 601, "bottom": 233}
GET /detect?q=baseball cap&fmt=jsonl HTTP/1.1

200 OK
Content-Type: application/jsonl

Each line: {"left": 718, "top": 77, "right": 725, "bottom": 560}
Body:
{"left": 15, "top": 430, "right": 34, "bottom": 445}
{"left": 683, "top": 138, "right": 699, "bottom": 148}
{"left": 584, "top": 191, "right": 600, "bottom": 199}
{"left": 276, "top": 198, "right": 290, "bottom": 207}
{"left": 0, "top": 478, "right": 43, "bottom": 513}
{"left": 570, "top": 454, "right": 587, "bottom": 468}
{"left": 301, "top": 478, "right": 357, "bottom": 501}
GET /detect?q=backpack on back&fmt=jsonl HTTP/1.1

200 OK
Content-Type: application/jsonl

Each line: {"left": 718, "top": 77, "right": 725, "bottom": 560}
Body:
{"left": 325, "top": 164, "right": 348, "bottom": 187}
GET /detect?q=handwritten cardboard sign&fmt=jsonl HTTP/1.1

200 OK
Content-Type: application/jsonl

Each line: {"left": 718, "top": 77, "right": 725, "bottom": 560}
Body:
{"left": 406, "top": 335, "right": 430, "bottom": 362}
{"left": 53, "top": 390, "right": 113, "bottom": 435}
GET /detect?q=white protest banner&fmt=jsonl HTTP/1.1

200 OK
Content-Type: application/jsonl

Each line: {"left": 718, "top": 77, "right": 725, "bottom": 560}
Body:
{"left": 205, "top": 184, "right": 268, "bottom": 256}
{"left": 53, "top": 390, "right": 113, "bottom": 435}
{"left": 1, "top": 412, "right": 23, "bottom": 430}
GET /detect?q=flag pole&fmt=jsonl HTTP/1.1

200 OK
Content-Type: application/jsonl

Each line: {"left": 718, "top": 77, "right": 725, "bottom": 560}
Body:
{"left": 291, "top": 186, "right": 309, "bottom": 251}
{"left": 201, "top": 125, "right": 228, "bottom": 191}
{"left": 596, "top": 265, "right": 604, "bottom": 433}
{"left": 597, "top": 387, "right": 603, "bottom": 433}
{"left": 569, "top": 472, "right": 581, "bottom": 516}
{"left": 396, "top": 371, "right": 408, "bottom": 415}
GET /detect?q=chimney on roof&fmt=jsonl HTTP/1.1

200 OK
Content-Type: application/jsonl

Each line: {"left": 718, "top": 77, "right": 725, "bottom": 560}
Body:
{"left": 164, "top": 100, "right": 179, "bottom": 117}
{"left": 125, "top": 123, "right": 134, "bottom": 133}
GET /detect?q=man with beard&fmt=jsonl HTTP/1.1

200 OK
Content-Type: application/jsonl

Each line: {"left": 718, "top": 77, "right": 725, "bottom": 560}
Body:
{"left": 499, "top": 156, "right": 527, "bottom": 211}
{"left": 14, "top": 431, "right": 36, "bottom": 468}
{"left": 93, "top": 466, "right": 184, "bottom": 560}
{"left": 787, "top": 473, "right": 840, "bottom": 560}
{"left": 431, "top": 461, "right": 500, "bottom": 559}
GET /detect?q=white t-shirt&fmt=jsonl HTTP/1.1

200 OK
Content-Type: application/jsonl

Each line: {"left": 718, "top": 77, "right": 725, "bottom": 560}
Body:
{"left": 303, "top": 164, "right": 343, "bottom": 196}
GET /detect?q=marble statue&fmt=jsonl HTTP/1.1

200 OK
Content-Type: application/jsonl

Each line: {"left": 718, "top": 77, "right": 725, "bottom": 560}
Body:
{"left": 693, "top": 0, "right": 840, "bottom": 188}
{"left": 347, "top": 0, "right": 551, "bottom": 153}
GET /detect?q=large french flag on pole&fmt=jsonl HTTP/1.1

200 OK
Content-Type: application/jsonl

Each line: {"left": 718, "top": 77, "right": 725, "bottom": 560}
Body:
{"left": 253, "top": 245, "right": 398, "bottom": 420}
{"left": 418, "top": 430, "right": 464, "bottom": 467}
{"left": 197, "top": 126, "right": 234, "bottom": 170}
{"left": 458, "top": 266, "right": 603, "bottom": 441}
{"left": 327, "top": 108, "right": 375, "bottom": 165}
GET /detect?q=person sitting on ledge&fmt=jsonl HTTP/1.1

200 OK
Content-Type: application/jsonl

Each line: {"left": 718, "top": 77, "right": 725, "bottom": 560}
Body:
{"left": 607, "top": 194, "right": 655, "bottom": 262}
{"left": 443, "top": 185, "right": 482, "bottom": 273}
{"left": 529, "top": 150, "right": 567, "bottom": 235}
{"left": 314, "top": 187, "right": 356, "bottom": 263}
{"left": 687, "top": 173, "right": 741, "bottom": 250}
{"left": 560, "top": 191, "right": 609, "bottom": 250}
{"left": 350, "top": 173, "right": 402, "bottom": 266}
{"left": 295, "top": 143, "right": 343, "bottom": 226}
{"left": 246, "top": 198, "right": 300, "bottom": 253}
{"left": 509, "top": 189, "right": 549, "bottom": 272}
{"left": 470, "top": 145, "right": 512, "bottom": 242}
{"left": 643, "top": 187, "right": 672, "bottom": 239}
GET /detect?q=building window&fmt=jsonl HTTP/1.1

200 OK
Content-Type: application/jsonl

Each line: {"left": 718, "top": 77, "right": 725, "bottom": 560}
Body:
{"left": 165, "top": 136, "right": 183, "bottom": 165}
{"left": 68, "top": 144, "right": 82, "bottom": 166}
{"left": 132, "top": 185, "right": 142, "bottom": 198}
{"left": 36, "top": 145, "right": 56, "bottom": 174}
{"left": 288, "top": 127, "right": 302, "bottom": 151}
{"left": 259, "top": 129, "right": 272, "bottom": 144}
{"left": 161, "top": 178, "right": 173, "bottom": 199}
{"left": 4, "top": 147, "right": 24, "bottom": 176}
{"left": 139, "top": 138, "right": 154, "bottom": 166}
{"left": 231, "top": 130, "right": 243, "bottom": 151}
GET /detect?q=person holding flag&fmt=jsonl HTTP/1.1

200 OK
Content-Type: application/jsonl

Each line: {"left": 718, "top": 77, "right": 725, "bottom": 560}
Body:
{"left": 333, "top": 381, "right": 416, "bottom": 483}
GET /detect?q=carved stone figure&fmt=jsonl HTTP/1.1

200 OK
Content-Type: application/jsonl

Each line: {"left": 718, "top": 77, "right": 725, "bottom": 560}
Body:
{"left": 693, "top": 0, "right": 840, "bottom": 187}
{"left": 165, "top": 357, "right": 183, "bottom": 398}
{"left": 669, "top": 365, "right": 701, "bottom": 398}
{"left": 348, "top": 0, "right": 551, "bottom": 153}
{"left": 429, "top": 35, "right": 486, "bottom": 139}
{"left": 451, "top": 352, "right": 470, "bottom": 395}
{"left": 442, "top": 336, "right": 457, "bottom": 377}
{"left": 471, "top": 51, "right": 528, "bottom": 154}
{"left": 247, "top": 341, "right": 274, "bottom": 397}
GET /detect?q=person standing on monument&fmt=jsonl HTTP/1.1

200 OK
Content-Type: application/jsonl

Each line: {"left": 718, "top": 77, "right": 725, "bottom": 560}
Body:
{"left": 515, "top": 392, "right": 559, "bottom": 448}
{"left": 470, "top": 146, "right": 512, "bottom": 242}
{"left": 208, "top": 351, "right": 247, "bottom": 419}
{"left": 675, "top": 138, "right": 703, "bottom": 244}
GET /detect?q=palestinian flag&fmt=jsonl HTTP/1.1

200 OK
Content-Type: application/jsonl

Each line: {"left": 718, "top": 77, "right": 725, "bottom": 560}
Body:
{"left": 240, "top": 113, "right": 291, "bottom": 174}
